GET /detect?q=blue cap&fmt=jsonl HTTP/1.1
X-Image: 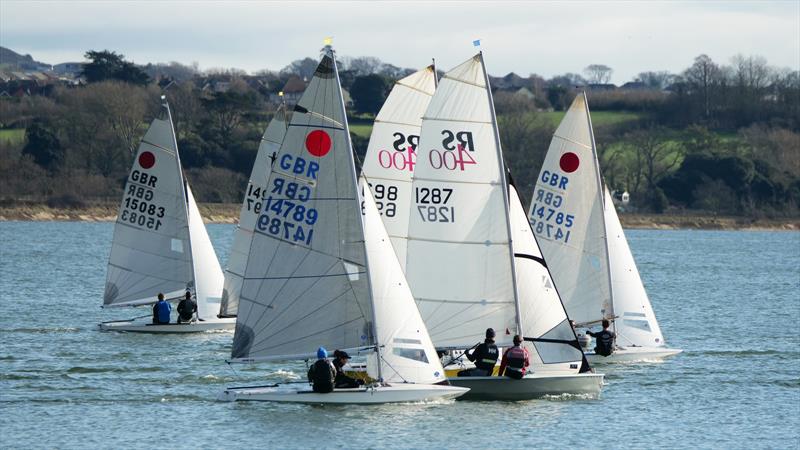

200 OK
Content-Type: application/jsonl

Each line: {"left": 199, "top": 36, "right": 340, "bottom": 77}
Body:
{"left": 317, "top": 347, "right": 327, "bottom": 359}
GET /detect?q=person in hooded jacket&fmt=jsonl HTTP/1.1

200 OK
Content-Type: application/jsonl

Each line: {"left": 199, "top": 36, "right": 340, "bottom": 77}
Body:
{"left": 307, "top": 347, "right": 336, "bottom": 393}
{"left": 498, "top": 335, "right": 530, "bottom": 380}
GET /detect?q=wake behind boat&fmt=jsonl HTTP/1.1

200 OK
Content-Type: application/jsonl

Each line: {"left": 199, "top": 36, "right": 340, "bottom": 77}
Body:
{"left": 219, "top": 47, "right": 467, "bottom": 404}
{"left": 99, "top": 98, "right": 234, "bottom": 333}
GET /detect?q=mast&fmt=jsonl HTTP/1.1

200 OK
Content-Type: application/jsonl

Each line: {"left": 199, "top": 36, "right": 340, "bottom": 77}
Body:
{"left": 431, "top": 58, "right": 438, "bottom": 88}
{"left": 583, "top": 91, "right": 615, "bottom": 328}
{"left": 479, "top": 51, "right": 523, "bottom": 337}
{"left": 330, "top": 45, "right": 384, "bottom": 382}
{"left": 164, "top": 96, "right": 199, "bottom": 317}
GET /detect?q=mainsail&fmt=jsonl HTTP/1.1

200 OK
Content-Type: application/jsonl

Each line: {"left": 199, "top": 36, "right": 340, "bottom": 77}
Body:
{"left": 406, "top": 54, "right": 519, "bottom": 349}
{"left": 360, "top": 66, "right": 437, "bottom": 268}
{"left": 104, "top": 103, "right": 194, "bottom": 307}
{"left": 220, "top": 107, "right": 288, "bottom": 317}
{"left": 230, "top": 52, "right": 373, "bottom": 361}
{"left": 529, "top": 93, "right": 612, "bottom": 326}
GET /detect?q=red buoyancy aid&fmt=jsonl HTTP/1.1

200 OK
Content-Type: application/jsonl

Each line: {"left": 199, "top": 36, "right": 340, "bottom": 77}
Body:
{"left": 504, "top": 346, "right": 527, "bottom": 379}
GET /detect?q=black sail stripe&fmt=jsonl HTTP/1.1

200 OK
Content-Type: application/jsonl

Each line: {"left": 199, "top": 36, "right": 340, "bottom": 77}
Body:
{"left": 513, "top": 253, "right": 547, "bottom": 268}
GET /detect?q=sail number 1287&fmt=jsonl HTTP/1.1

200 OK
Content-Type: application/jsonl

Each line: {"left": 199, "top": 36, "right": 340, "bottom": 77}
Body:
{"left": 415, "top": 187, "right": 455, "bottom": 223}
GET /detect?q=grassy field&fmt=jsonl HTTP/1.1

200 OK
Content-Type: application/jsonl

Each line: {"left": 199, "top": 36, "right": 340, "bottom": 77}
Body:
{"left": 348, "top": 123, "right": 374, "bottom": 138}
{"left": 0, "top": 128, "right": 25, "bottom": 145}
{"left": 541, "top": 110, "right": 644, "bottom": 128}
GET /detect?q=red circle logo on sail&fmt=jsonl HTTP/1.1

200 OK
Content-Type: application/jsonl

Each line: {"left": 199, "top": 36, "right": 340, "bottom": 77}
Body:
{"left": 138, "top": 151, "right": 155, "bottom": 169}
{"left": 305, "top": 130, "right": 332, "bottom": 157}
{"left": 559, "top": 152, "right": 579, "bottom": 173}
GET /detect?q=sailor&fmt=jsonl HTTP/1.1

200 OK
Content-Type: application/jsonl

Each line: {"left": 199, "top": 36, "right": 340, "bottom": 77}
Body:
{"left": 498, "top": 335, "right": 530, "bottom": 379}
{"left": 586, "top": 319, "right": 616, "bottom": 357}
{"left": 152, "top": 293, "right": 171, "bottom": 324}
{"left": 177, "top": 291, "right": 197, "bottom": 324}
{"left": 307, "top": 347, "right": 336, "bottom": 393}
{"left": 458, "top": 328, "right": 499, "bottom": 377}
{"left": 332, "top": 350, "right": 365, "bottom": 388}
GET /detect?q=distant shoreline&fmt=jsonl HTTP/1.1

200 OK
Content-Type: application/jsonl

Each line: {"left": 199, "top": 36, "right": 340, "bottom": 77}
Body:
{"left": 0, "top": 203, "right": 797, "bottom": 231}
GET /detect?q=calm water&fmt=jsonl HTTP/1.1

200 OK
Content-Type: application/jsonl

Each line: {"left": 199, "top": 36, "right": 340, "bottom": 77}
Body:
{"left": 1, "top": 222, "right": 798, "bottom": 449}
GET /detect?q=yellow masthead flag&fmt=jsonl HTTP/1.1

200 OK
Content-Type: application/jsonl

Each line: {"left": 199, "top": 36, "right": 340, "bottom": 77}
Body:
{"left": 323, "top": 37, "right": 333, "bottom": 46}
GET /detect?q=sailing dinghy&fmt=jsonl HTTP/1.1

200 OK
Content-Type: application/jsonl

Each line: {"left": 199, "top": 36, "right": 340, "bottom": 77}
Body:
{"left": 218, "top": 49, "right": 468, "bottom": 404}
{"left": 530, "top": 93, "right": 681, "bottom": 362}
{"left": 100, "top": 99, "right": 234, "bottom": 333}
{"left": 404, "top": 53, "right": 603, "bottom": 400}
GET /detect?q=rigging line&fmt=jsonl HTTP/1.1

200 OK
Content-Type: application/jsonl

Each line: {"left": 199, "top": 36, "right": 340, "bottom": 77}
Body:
{"left": 378, "top": 353, "right": 409, "bottom": 384}
{"left": 427, "top": 303, "right": 511, "bottom": 335}
{"left": 139, "top": 138, "right": 177, "bottom": 155}
{"left": 286, "top": 122, "right": 344, "bottom": 131}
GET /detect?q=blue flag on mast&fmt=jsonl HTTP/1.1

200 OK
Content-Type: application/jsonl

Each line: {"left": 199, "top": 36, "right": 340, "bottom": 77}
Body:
{"left": 472, "top": 39, "right": 481, "bottom": 47}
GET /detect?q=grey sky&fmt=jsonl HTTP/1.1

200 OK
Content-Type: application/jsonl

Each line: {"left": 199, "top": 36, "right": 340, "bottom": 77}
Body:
{"left": 1, "top": 1, "right": 798, "bottom": 83}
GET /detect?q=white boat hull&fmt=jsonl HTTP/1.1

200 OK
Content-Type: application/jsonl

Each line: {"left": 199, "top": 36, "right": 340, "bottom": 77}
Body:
{"left": 586, "top": 346, "right": 682, "bottom": 364}
{"left": 447, "top": 373, "right": 604, "bottom": 400}
{"left": 99, "top": 318, "right": 236, "bottom": 333}
{"left": 217, "top": 383, "right": 469, "bottom": 404}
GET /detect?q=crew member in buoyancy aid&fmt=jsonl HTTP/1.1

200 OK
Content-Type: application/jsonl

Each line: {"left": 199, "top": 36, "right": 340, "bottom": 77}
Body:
{"left": 307, "top": 347, "right": 336, "bottom": 393}
{"left": 499, "top": 335, "right": 530, "bottom": 380}
{"left": 458, "top": 328, "right": 499, "bottom": 377}
{"left": 586, "top": 319, "right": 616, "bottom": 357}
{"left": 332, "top": 350, "right": 365, "bottom": 388}
{"left": 177, "top": 291, "right": 197, "bottom": 324}
{"left": 152, "top": 293, "right": 171, "bottom": 324}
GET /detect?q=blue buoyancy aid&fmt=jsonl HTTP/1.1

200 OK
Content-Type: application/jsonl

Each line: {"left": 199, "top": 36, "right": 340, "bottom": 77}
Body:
{"left": 155, "top": 300, "right": 171, "bottom": 324}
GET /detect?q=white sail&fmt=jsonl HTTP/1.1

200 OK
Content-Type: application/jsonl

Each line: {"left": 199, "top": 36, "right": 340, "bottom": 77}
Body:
{"left": 406, "top": 54, "right": 518, "bottom": 349}
{"left": 603, "top": 188, "right": 667, "bottom": 347}
{"left": 361, "top": 181, "right": 446, "bottom": 384}
{"left": 230, "top": 52, "right": 373, "bottom": 362}
{"left": 186, "top": 185, "right": 224, "bottom": 319}
{"left": 104, "top": 107, "right": 193, "bottom": 307}
{"left": 509, "top": 184, "right": 584, "bottom": 373}
{"left": 221, "top": 107, "right": 288, "bottom": 317}
{"left": 529, "top": 93, "right": 612, "bottom": 326}
{"left": 361, "top": 66, "right": 437, "bottom": 268}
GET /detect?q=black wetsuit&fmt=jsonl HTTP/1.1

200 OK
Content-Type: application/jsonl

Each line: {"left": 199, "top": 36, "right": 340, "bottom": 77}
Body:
{"left": 587, "top": 329, "right": 616, "bottom": 356}
{"left": 307, "top": 359, "right": 336, "bottom": 393}
{"left": 458, "top": 340, "right": 499, "bottom": 376}
{"left": 177, "top": 298, "right": 196, "bottom": 323}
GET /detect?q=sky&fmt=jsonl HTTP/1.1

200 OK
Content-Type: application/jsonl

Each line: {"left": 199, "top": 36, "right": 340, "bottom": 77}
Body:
{"left": 1, "top": 1, "right": 798, "bottom": 84}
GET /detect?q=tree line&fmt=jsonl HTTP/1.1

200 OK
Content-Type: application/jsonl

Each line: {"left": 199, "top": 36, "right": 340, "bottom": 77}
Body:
{"left": 0, "top": 50, "right": 797, "bottom": 217}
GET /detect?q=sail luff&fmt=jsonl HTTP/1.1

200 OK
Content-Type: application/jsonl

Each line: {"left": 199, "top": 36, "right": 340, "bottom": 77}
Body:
{"left": 330, "top": 47, "right": 384, "bottom": 382}
{"left": 479, "top": 51, "right": 523, "bottom": 337}
{"left": 583, "top": 92, "right": 616, "bottom": 324}
{"left": 164, "top": 99, "right": 197, "bottom": 308}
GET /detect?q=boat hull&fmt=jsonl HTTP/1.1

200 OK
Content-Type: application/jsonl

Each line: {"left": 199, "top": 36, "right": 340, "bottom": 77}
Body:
{"left": 98, "top": 318, "right": 236, "bottom": 333}
{"left": 447, "top": 373, "right": 604, "bottom": 400}
{"left": 586, "top": 346, "right": 682, "bottom": 364}
{"left": 217, "top": 383, "right": 469, "bottom": 404}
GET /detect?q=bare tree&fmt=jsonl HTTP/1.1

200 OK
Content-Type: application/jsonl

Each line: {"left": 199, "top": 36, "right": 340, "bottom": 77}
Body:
{"left": 624, "top": 127, "right": 684, "bottom": 194}
{"left": 683, "top": 54, "right": 720, "bottom": 119}
{"left": 583, "top": 64, "right": 613, "bottom": 84}
{"left": 635, "top": 71, "right": 675, "bottom": 89}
